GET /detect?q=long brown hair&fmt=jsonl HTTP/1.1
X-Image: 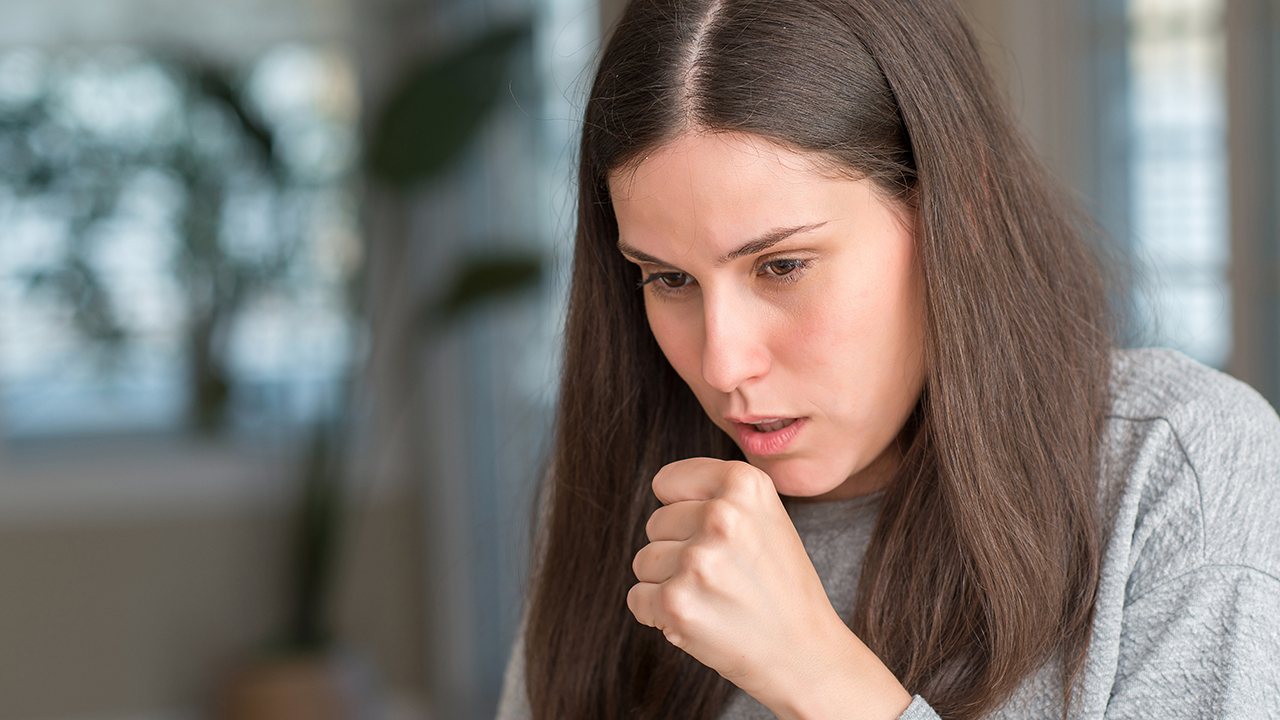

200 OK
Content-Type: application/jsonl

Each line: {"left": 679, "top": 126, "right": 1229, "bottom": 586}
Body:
{"left": 525, "top": 1, "right": 1113, "bottom": 718}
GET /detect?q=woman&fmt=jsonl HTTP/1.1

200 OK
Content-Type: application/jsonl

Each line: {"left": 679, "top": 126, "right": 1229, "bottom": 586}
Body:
{"left": 498, "top": 0, "right": 1280, "bottom": 718}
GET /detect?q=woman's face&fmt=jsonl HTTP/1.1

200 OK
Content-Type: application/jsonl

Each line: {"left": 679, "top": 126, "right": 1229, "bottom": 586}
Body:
{"left": 609, "top": 132, "right": 926, "bottom": 500}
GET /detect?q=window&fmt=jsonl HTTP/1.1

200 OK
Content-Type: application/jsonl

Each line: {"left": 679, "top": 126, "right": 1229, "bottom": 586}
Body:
{"left": 1127, "top": 0, "right": 1229, "bottom": 367}
{"left": 0, "top": 45, "right": 360, "bottom": 440}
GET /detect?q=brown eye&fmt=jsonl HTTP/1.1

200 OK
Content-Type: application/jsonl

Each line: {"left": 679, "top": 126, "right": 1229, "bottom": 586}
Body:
{"left": 657, "top": 273, "right": 691, "bottom": 288}
{"left": 763, "top": 259, "right": 803, "bottom": 276}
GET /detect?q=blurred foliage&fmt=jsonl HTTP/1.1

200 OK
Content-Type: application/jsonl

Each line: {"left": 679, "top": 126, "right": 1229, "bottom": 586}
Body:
{"left": 1, "top": 82, "right": 133, "bottom": 358}
{"left": 0, "top": 51, "right": 313, "bottom": 433}
{"left": 366, "top": 20, "right": 542, "bottom": 329}
{"left": 365, "top": 23, "right": 530, "bottom": 187}
{"left": 170, "top": 61, "right": 298, "bottom": 433}
{"left": 424, "top": 251, "right": 542, "bottom": 328}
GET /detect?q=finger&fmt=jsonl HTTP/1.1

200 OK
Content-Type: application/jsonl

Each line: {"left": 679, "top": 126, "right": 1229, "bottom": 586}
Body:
{"left": 627, "top": 582, "right": 691, "bottom": 651}
{"left": 652, "top": 457, "right": 741, "bottom": 505}
{"left": 645, "top": 501, "right": 704, "bottom": 541}
{"left": 626, "top": 582, "right": 660, "bottom": 628}
{"left": 632, "top": 540, "right": 683, "bottom": 583}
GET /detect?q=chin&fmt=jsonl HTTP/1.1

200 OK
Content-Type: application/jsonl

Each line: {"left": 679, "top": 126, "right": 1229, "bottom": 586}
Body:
{"left": 749, "top": 457, "right": 848, "bottom": 499}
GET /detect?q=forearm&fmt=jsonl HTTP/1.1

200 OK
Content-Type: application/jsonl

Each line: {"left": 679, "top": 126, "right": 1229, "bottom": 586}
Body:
{"left": 754, "top": 615, "right": 914, "bottom": 720}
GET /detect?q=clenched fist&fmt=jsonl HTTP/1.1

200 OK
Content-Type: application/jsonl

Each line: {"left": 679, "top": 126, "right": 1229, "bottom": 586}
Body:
{"left": 626, "top": 458, "right": 912, "bottom": 720}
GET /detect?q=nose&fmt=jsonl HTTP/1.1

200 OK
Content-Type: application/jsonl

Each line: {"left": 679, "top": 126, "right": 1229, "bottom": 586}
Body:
{"left": 700, "top": 290, "right": 771, "bottom": 393}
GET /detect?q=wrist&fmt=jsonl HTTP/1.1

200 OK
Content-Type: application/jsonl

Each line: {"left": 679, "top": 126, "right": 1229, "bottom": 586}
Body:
{"left": 761, "top": 617, "right": 912, "bottom": 720}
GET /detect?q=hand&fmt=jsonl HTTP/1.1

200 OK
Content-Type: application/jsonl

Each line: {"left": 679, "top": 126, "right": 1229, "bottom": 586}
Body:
{"left": 626, "top": 458, "right": 911, "bottom": 720}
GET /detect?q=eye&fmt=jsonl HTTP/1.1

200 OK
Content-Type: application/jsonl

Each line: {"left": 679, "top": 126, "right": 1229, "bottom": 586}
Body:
{"left": 639, "top": 272, "right": 693, "bottom": 291}
{"left": 761, "top": 259, "right": 804, "bottom": 277}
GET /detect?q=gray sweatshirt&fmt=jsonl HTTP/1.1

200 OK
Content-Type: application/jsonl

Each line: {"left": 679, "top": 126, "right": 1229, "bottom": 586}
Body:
{"left": 496, "top": 348, "right": 1280, "bottom": 719}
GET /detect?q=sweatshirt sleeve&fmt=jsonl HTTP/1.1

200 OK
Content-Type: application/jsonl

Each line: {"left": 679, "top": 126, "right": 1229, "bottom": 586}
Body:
{"left": 1102, "top": 565, "right": 1280, "bottom": 718}
{"left": 890, "top": 563, "right": 1280, "bottom": 720}
{"left": 1096, "top": 350, "right": 1280, "bottom": 718}
{"left": 897, "top": 695, "right": 942, "bottom": 719}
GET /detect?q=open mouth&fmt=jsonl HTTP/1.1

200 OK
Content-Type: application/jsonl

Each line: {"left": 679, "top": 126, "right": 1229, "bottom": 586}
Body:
{"left": 748, "top": 418, "right": 798, "bottom": 433}
{"left": 733, "top": 416, "right": 807, "bottom": 456}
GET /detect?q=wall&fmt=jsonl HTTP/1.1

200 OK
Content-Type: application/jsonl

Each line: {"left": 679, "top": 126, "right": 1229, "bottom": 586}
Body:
{"left": 0, "top": 489, "right": 424, "bottom": 720}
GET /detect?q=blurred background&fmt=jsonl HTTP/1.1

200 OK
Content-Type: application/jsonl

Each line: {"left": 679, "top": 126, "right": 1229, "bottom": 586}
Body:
{"left": 0, "top": 0, "right": 1274, "bottom": 719}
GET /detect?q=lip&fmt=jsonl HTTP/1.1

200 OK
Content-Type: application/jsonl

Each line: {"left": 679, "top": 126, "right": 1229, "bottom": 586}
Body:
{"left": 731, "top": 417, "right": 807, "bottom": 456}
{"left": 726, "top": 414, "right": 791, "bottom": 424}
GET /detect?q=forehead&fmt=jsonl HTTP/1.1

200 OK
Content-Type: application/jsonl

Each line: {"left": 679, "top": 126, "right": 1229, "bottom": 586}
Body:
{"left": 608, "top": 132, "right": 885, "bottom": 255}
{"left": 609, "top": 132, "right": 834, "bottom": 200}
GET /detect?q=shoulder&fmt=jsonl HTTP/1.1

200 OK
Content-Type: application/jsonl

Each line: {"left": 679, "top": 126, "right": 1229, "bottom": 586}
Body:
{"left": 1100, "top": 348, "right": 1280, "bottom": 589}
{"left": 1108, "top": 347, "right": 1280, "bottom": 439}
{"left": 1081, "top": 349, "right": 1280, "bottom": 718}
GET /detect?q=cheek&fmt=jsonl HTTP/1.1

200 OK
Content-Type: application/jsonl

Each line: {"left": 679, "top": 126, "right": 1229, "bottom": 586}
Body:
{"left": 784, "top": 259, "right": 922, "bottom": 411}
{"left": 645, "top": 300, "right": 703, "bottom": 385}
{"left": 779, "top": 282, "right": 876, "bottom": 373}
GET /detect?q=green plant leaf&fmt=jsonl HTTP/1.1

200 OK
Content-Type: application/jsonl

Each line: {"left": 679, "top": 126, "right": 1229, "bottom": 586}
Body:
{"left": 425, "top": 252, "right": 542, "bottom": 328}
{"left": 365, "top": 21, "right": 531, "bottom": 186}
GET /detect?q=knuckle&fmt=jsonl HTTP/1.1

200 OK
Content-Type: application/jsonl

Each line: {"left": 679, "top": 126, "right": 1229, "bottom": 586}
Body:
{"left": 662, "top": 626, "right": 686, "bottom": 649}
{"left": 657, "top": 583, "right": 692, "bottom": 624}
{"left": 722, "top": 461, "right": 760, "bottom": 493}
{"left": 702, "top": 499, "right": 740, "bottom": 539}
{"left": 682, "top": 544, "right": 716, "bottom": 583}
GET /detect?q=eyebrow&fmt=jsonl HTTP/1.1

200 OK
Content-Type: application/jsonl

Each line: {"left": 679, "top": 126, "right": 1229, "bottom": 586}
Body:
{"left": 616, "top": 222, "right": 828, "bottom": 268}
